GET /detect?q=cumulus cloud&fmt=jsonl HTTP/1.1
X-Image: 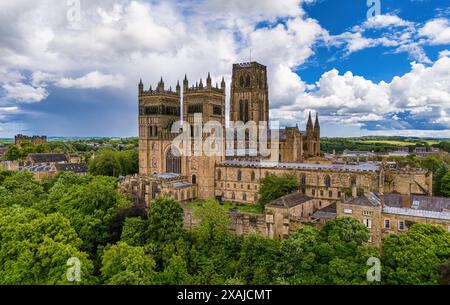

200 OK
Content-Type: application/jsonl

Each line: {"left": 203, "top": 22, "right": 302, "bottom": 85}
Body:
{"left": 56, "top": 71, "right": 126, "bottom": 89}
{"left": 419, "top": 18, "right": 450, "bottom": 45}
{"left": 1, "top": 83, "right": 48, "bottom": 103}
{"left": 0, "top": 0, "right": 449, "bottom": 137}
{"left": 271, "top": 54, "right": 450, "bottom": 133}
{"left": 362, "top": 14, "right": 413, "bottom": 29}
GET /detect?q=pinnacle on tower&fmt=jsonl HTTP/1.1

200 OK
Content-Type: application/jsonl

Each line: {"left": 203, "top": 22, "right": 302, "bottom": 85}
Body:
{"left": 306, "top": 111, "right": 313, "bottom": 133}
{"left": 221, "top": 76, "right": 226, "bottom": 89}
{"left": 206, "top": 72, "right": 212, "bottom": 87}
{"left": 314, "top": 112, "right": 320, "bottom": 128}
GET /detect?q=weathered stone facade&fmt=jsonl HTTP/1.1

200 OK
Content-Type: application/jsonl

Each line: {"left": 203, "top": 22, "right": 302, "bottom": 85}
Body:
{"left": 337, "top": 193, "right": 450, "bottom": 245}
{"left": 14, "top": 134, "right": 47, "bottom": 146}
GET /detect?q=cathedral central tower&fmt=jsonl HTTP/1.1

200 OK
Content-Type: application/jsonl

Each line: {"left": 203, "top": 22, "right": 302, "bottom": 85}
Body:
{"left": 230, "top": 62, "right": 269, "bottom": 126}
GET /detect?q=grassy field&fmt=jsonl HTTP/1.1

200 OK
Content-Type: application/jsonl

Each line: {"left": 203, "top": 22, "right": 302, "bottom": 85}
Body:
{"left": 358, "top": 139, "right": 440, "bottom": 146}
{"left": 186, "top": 200, "right": 262, "bottom": 214}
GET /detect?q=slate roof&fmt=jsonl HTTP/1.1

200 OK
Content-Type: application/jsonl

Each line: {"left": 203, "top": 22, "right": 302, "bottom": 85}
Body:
{"left": 383, "top": 193, "right": 450, "bottom": 212}
{"left": 312, "top": 203, "right": 337, "bottom": 219}
{"left": 55, "top": 163, "right": 88, "bottom": 173}
{"left": 268, "top": 192, "right": 312, "bottom": 208}
{"left": 218, "top": 160, "right": 381, "bottom": 172}
{"left": 344, "top": 193, "right": 382, "bottom": 207}
{"left": 28, "top": 153, "right": 68, "bottom": 163}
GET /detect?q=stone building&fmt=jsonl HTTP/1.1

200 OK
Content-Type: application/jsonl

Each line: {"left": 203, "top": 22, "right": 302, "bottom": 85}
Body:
{"left": 119, "top": 61, "right": 437, "bottom": 240}
{"left": 337, "top": 192, "right": 450, "bottom": 245}
{"left": 14, "top": 134, "right": 47, "bottom": 146}
{"left": 136, "top": 61, "right": 324, "bottom": 203}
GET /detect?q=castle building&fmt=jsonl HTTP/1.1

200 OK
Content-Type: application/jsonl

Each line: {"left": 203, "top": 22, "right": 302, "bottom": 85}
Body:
{"left": 15, "top": 134, "right": 47, "bottom": 146}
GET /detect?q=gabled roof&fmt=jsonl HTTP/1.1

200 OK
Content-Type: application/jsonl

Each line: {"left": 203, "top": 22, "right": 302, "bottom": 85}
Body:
{"left": 28, "top": 153, "right": 68, "bottom": 163}
{"left": 344, "top": 193, "right": 381, "bottom": 207}
{"left": 268, "top": 191, "right": 312, "bottom": 208}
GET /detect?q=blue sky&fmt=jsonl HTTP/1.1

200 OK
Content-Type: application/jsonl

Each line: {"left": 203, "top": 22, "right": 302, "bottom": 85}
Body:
{"left": 0, "top": 0, "right": 449, "bottom": 138}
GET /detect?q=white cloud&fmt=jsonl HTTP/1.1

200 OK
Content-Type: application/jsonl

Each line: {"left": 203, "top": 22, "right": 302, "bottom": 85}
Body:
{"left": 57, "top": 71, "right": 126, "bottom": 89}
{"left": 1, "top": 83, "right": 48, "bottom": 103}
{"left": 419, "top": 18, "right": 450, "bottom": 45}
{"left": 362, "top": 14, "right": 413, "bottom": 29}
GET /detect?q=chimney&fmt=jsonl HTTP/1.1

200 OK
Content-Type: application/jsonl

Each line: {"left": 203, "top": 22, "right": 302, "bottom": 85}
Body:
{"left": 401, "top": 194, "right": 411, "bottom": 209}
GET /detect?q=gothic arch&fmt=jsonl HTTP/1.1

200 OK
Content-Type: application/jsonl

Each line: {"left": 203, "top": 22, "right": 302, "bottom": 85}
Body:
{"left": 165, "top": 146, "right": 181, "bottom": 174}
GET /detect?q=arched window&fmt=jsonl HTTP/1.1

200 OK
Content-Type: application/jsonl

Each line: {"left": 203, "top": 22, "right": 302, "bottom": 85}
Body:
{"left": 325, "top": 175, "right": 331, "bottom": 188}
{"left": 231, "top": 192, "right": 235, "bottom": 200}
{"left": 239, "top": 100, "right": 243, "bottom": 121}
{"left": 244, "top": 99, "right": 249, "bottom": 122}
{"left": 243, "top": 193, "right": 247, "bottom": 201}
{"left": 217, "top": 169, "right": 222, "bottom": 180}
{"left": 181, "top": 191, "right": 185, "bottom": 201}
{"left": 245, "top": 75, "right": 250, "bottom": 87}
{"left": 166, "top": 147, "right": 181, "bottom": 174}
{"left": 192, "top": 175, "right": 197, "bottom": 184}
{"left": 251, "top": 171, "right": 255, "bottom": 181}
{"left": 154, "top": 126, "right": 158, "bottom": 136}
{"left": 301, "top": 174, "right": 306, "bottom": 185}
{"left": 329, "top": 190, "right": 333, "bottom": 198}
{"left": 240, "top": 76, "right": 244, "bottom": 87}
{"left": 351, "top": 175, "right": 357, "bottom": 187}
{"left": 237, "top": 170, "right": 242, "bottom": 181}
{"left": 312, "top": 189, "right": 315, "bottom": 196}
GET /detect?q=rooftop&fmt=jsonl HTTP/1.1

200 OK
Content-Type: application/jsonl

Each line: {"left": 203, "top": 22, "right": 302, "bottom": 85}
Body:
{"left": 218, "top": 160, "right": 381, "bottom": 172}
{"left": 268, "top": 192, "right": 313, "bottom": 208}
{"left": 28, "top": 153, "right": 68, "bottom": 163}
{"left": 55, "top": 163, "right": 88, "bottom": 173}
{"left": 344, "top": 193, "right": 382, "bottom": 207}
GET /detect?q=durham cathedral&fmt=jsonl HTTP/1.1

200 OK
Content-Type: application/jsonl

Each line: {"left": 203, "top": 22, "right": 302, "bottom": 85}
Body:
{"left": 120, "top": 61, "right": 445, "bottom": 243}
{"left": 134, "top": 62, "right": 325, "bottom": 202}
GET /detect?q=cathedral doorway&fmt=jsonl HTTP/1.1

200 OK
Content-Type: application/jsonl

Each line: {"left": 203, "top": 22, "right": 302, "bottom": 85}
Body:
{"left": 166, "top": 147, "right": 181, "bottom": 174}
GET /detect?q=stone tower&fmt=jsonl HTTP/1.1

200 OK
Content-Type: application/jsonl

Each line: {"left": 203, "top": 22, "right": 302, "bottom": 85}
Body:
{"left": 230, "top": 62, "right": 269, "bottom": 126}
{"left": 138, "top": 77, "right": 181, "bottom": 175}
{"left": 182, "top": 73, "right": 226, "bottom": 199}
{"left": 314, "top": 112, "right": 321, "bottom": 156}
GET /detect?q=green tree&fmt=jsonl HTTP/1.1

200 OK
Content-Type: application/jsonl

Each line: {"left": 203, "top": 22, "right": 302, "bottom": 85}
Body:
{"left": 237, "top": 234, "right": 281, "bottom": 284}
{"left": 420, "top": 156, "right": 443, "bottom": 173}
{"left": 258, "top": 173, "right": 299, "bottom": 208}
{"left": 189, "top": 200, "right": 239, "bottom": 284}
{"left": 0, "top": 169, "right": 14, "bottom": 184}
{"left": 381, "top": 223, "right": 450, "bottom": 284}
{"left": 147, "top": 196, "right": 185, "bottom": 244}
{"left": 159, "top": 254, "right": 192, "bottom": 285}
{"left": 434, "top": 164, "right": 448, "bottom": 196}
{"left": 0, "top": 207, "right": 95, "bottom": 284}
{"left": 48, "top": 175, "right": 130, "bottom": 254}
{"left": 441, "top": 172, "right": 450, "bottom": 197}
{"left": 0, "top": 171, "right": 45, "bottom": 208}
{"left": 100, "top": 241, "right": 157, "bottom": 285}
{"left": 89, "top": 150, "right": 123, "bottom": 177}
{"left": 121, "top": 217, "right": 148, "bottom": 247}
